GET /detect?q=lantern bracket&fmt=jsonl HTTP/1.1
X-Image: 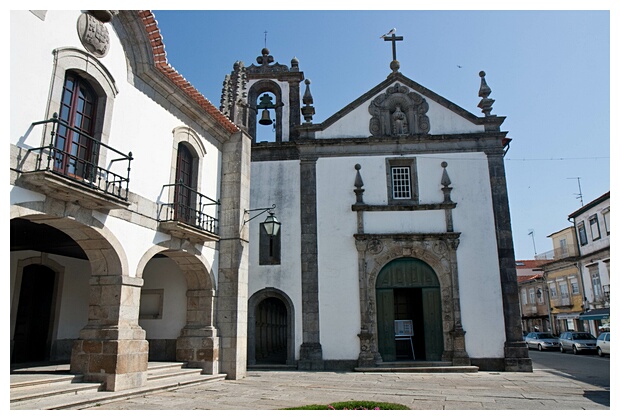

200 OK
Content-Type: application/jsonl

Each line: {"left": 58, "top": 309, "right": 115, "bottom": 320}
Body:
{"left": 243, "top": 204, "right": 277, "bottom": 225}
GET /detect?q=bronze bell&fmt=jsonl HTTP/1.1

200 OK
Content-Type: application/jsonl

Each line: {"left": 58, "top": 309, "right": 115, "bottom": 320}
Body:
{"left": 259, "top": 109, "right": 272, "bottom": 125}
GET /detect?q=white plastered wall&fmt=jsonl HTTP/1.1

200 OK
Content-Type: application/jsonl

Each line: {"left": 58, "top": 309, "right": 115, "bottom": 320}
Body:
{"left": 247, "top": 159, "right": 303, "bottom": 358}
{"left": 315, "top": 152, "right": 506, "bottom": 360}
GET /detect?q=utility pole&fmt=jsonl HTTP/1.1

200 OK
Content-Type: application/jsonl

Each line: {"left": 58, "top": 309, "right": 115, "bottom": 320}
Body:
{"left": 528, "top": 229, "right": 537, "bottom": 257}
{"left": 568, "top": 177, "right": 584, "bottom": 207}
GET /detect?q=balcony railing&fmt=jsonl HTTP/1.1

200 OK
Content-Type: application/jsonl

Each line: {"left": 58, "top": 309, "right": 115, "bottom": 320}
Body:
{"left": 535, "top": 244, "right": 580, "bottom": 261}
{"left": 27, "top": 113, "right": 133, "bottom": 201}
{"left": 159, "top": 183, "right": 219, "bottom": 236}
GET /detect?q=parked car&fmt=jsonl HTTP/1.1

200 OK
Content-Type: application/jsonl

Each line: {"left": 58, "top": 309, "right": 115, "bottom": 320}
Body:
{"left": 525, "top": 332, "right": 560, "bottom": 351}
{"left": 596, "top": 332, "right": 610, "bottom": 357}
{"left": 559, "top": 331, "right": 597, "bottom": 354}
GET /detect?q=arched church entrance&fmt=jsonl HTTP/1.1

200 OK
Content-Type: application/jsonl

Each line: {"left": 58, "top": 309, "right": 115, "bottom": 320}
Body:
{"left": 376, "top": 257, "right": 443, "bottom": 362}
{"left": 12, "top": 264, "right": 56, "bottom": 364}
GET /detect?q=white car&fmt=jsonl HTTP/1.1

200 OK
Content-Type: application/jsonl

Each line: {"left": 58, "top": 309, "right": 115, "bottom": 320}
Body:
{"left": 596, "top": 332, "right": 610, "bottom": 357}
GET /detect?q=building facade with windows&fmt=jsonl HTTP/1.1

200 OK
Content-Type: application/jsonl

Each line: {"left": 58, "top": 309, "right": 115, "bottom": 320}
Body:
{"left": 569, "top": 192, "right": 610, "bottom": 332}
{"left": 221, "top": 43, "right": 530, "bottom": 372}
{"left": 516, "top": 260, "right": 552, "bottom": 334}
{"left": 10, "top": 10, "right": 252, "bottom": 390}
{"left": 538, "top": 227, "right": 586, "bottom": 334}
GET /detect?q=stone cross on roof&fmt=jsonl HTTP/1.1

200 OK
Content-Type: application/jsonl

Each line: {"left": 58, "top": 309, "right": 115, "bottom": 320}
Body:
{"left": 382, "top": 31, "right": 404, "bottom": 73}
{"left": 383, "top": 32, "right": 403, "bottom": 61}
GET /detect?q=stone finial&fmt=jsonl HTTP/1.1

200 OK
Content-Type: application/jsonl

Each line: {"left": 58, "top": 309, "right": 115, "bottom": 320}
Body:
{"left": 220, "top": 61, "right": 248, "bottom": 127}
{"left": 477, "top": 70, "right": 495, "bottom": 117}
{"left": 441, "top": 161, "right": 453, "bottom": 203}
{"left": 301, "top": 79, "right": 315, "bottom": 124}
{"left": 291, "top": 56, "right": 299, "bottom": 70}
{"left": 354, "top": 164, "right": 365, "bottom": 204}
{"left": 257, "top": 48, "right": 274, "bottom": 66}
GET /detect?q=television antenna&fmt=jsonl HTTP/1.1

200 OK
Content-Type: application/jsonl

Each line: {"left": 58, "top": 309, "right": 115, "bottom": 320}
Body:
{"left": 528, "top": 229, "right": 537, "bottom": 256}
{"left": 567, "top": 177, "right": 584, "bottom": 207}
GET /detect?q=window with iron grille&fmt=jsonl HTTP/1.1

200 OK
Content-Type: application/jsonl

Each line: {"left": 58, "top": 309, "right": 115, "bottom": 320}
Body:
{"left": 386, "top": 158, "right": 418, "bottom": 205}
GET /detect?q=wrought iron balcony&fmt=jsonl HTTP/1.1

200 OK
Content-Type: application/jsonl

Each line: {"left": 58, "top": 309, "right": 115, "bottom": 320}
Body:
{"left": 158, "top": 183, "right": 220, "bottom": 242}
{"left": 21, "top": 114, "right": 132, "bottom": 209}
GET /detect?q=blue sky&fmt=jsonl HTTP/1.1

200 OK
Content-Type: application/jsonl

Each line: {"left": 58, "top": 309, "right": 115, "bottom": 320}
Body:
{"left": 151, "top": 5, "right": 613, "bottom": 260}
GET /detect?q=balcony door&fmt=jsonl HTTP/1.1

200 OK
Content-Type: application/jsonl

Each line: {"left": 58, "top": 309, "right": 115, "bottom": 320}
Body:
{"left": 174, "top": 143, "right": 197, "bottom": 224}
{"left": 54, "top": 72, "right": 98, "bottom": 179}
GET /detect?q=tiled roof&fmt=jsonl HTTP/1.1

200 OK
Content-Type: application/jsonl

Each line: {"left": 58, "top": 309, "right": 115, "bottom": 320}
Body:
{"left": 517, "top": 274, "right": 543, "bottom": 284}
{"left": 138, "top": 11, "right": 239, "bottom": 134}
{"left": 515, "top": 260, "right": 550, "bottom": 269}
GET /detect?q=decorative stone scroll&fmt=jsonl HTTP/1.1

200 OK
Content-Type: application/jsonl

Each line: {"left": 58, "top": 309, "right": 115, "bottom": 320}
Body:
{"left": 368, "top": 83, "right": 430, "bottom": 137}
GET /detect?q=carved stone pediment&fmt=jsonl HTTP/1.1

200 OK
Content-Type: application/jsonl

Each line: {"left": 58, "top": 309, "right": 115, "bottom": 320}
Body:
{"left": 368, "top": 83, "right": 430, "bottom": 137}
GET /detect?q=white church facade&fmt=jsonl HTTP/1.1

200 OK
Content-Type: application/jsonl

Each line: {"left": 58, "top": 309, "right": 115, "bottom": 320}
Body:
{"left": 223, "top": 39, "right": 530, "bottom": 371}
{"left": 9, "top": 10, "right": 530, "bottom": 393}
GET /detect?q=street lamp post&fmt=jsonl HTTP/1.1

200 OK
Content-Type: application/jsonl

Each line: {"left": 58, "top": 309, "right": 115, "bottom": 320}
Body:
{"left": 537, "top": 284, "right": 554, "bottom": 335}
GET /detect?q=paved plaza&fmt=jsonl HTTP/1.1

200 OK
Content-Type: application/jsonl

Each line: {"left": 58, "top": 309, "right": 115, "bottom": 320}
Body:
{"left": 84, "top": 369, "right": 610, "bottom": 410}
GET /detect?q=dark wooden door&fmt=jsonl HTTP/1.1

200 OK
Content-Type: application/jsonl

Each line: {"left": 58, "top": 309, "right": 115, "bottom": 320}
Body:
{"left": 255, "top": 298, "right": 287, "bottom": 364}
{"left": 174, "top": 143, "right": 195, "bottom": 224}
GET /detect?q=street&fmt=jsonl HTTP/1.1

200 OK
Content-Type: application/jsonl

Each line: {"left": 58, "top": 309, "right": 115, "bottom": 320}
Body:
{"left": 528, "top": 348, "right": 610, "bottom": 389}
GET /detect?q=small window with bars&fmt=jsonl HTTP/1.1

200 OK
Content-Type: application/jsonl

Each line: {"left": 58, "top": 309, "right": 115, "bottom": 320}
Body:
{"left": 391, "top": 166, "right": 411, "bottom": 199}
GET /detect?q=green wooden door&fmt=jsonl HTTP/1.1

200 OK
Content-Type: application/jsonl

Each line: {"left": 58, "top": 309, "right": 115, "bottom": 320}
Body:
{"left": 376, "top": 288, "right": 396, "bottom": 361}
{"left": 422, "top": 288, "right": 444, "bottom": 360}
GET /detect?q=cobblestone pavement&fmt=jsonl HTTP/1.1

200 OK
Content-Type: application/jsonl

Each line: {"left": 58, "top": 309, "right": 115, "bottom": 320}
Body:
{"left": 86, "top": 369, "right": 610, "bottom": 410}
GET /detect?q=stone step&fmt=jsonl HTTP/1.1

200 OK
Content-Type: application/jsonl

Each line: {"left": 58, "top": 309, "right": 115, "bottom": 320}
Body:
{"left": 10, "top": 362, "right": 227, "bottom": 410}
{"left": 354, "top": 363, "right": 479, "bottom": 373}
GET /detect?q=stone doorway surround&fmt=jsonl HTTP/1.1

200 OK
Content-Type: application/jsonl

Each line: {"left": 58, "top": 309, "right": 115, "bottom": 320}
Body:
{"left": 354, "top": 233, "right": 470, "bottom": 367}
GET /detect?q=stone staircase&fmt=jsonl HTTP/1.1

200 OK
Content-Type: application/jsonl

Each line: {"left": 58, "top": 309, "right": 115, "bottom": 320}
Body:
{"left": 354, "top": 361, "right": 479, "bottom": 373}
{"left": 10, "top": 362, "right": 227, "bottom": 410}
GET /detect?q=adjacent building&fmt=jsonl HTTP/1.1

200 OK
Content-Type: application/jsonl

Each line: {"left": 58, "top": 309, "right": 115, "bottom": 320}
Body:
{"left": 10, "top": 10, "right": 251, "bottom": 390}
{"left": 569, "top": 191, "right": 610, "bottom": 333}
{"left": 516, "top": 260, "right": 552, "bottom": 333}
{"left": 536, "top": 192, "right": 611, "bottom": 336}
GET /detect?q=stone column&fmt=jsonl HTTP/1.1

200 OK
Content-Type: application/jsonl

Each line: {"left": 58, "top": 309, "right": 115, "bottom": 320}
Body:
{"left": 216, "top": 130, "right": 252, "bottom": 379}
{"left": 298, "top": 157, "right": 324, "bottom": 370}
{"left": 176, "top": 288, "right": 219, "bottom": 374}
{"left": 486, "top": 149, "right": 532, "bottom": 372}
{"left": 70, "top": 275, "right": 148, "bottom": 391}
{"left": 446, "top": 238, "right": 470, "bottom": 366}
